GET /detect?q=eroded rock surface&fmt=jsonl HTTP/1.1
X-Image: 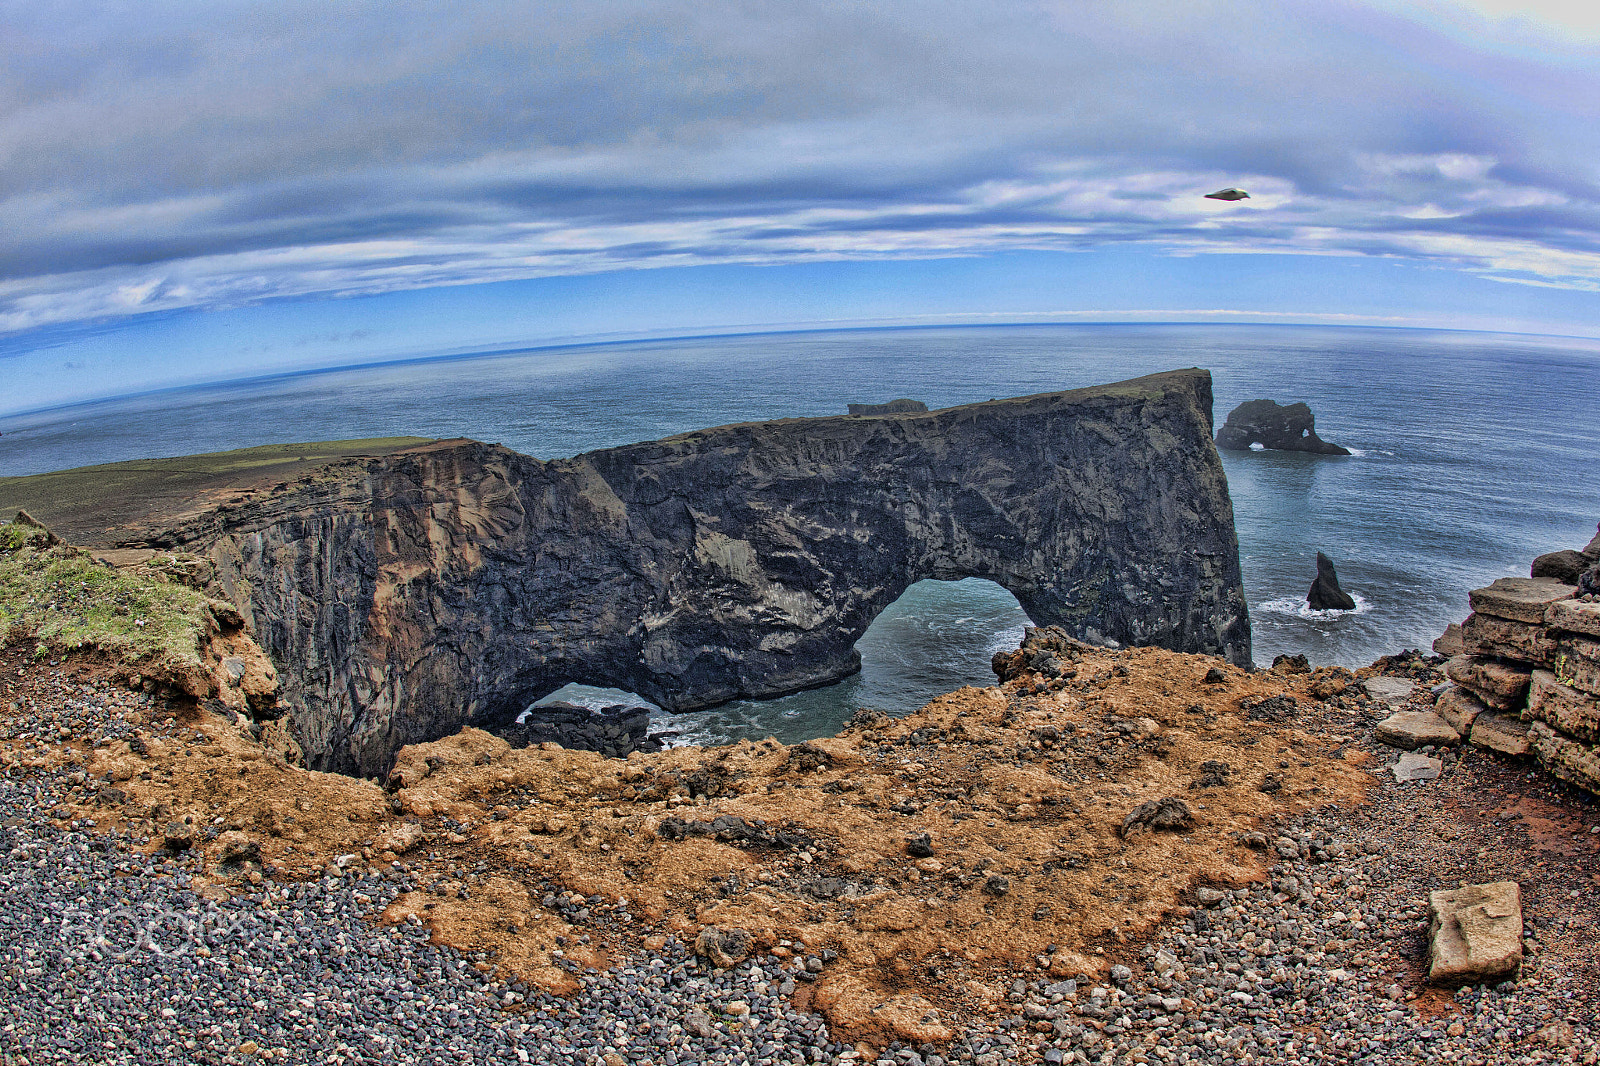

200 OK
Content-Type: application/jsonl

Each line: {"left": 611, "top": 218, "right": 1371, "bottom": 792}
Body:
{"left": 111, "top": 370, "right": 1252, "bottom": 775}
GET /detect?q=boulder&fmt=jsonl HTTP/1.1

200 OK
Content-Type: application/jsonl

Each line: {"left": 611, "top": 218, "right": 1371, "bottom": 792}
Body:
{"left": 1435, "top": 685, "right": 1487, "bottom": 735}
{"left": 1444, "top": 656, "right": 1533, "bottom": 712}
{"left": 694, "top": 926, "right": 755, "bottom": 969}
{"left": 1215, "top": 400, "right": 1350, "bottom": 455}
{"left": 1460, "top": 612, "right": 1557, "bottom": 666}
{"left": 1307, "top": 553, "right": 1356, "bottom": 612}
{"left": 1547, "top": 599, "right": 1600, "bottom": 640}
{"left": 1392, "top": 752, "right": 1442, "bottom": 782}
{"left": 1554, "top": 636, "right": 1600, "bottom": 697}
{"left": 1375, "top": 710, "right": 1460, "bottom": 750}
{"left": 1467, "top": 577, "right": 1575, "bottom": 625}
{"left": 1120, "top": 796, "right": 1193, "bottom": 837}
{"left": 1427, "top": 881, "right": 1523, "bottom": 985}
{"left": 1528, "top": 720, "right": 1600, "bottom": 794}
{"left": 1433, "top": 623, "right": 1466, "bottom": 658}
{"left": 1525, "top": 669, "right": 1600, "bottom": 745}
{"left": 1584, "top": 522, "right": 1600, "bottom": 559}
{"left": 1468, "top": 713, "right": 1530, "bottom": 757}
{"left": 1532, "top": 549, "right": 1592, "bottom": 584}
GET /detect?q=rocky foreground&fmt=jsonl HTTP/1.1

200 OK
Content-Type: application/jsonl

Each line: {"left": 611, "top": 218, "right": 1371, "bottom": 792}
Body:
{"left": 3, "top": 625, "right": 1598, "bottom": 1064}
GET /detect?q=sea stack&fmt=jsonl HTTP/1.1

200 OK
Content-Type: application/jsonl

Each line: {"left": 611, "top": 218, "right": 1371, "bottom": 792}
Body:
{"left": 1308, "top": 552, "right": 1357, "bottom": 611}
{"left": 1216, "top": 399, "right": 1350, "bottom": 455}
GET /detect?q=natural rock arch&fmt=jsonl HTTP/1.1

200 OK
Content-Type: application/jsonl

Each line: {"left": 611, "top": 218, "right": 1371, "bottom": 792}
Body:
{"left": 162, "top": 368, "right": 1249, "bottom": 775}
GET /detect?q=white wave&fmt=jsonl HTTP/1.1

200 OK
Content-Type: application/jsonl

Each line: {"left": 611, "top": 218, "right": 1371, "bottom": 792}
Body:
{"left": 1255, "top": 591, "right": 1373, "bottom": 620}
{"left": 1249, "top": 442, "right": 1266, "bottom": 451}
{"left": 1345, "top": 448, "right": 1368, "bottom": 457}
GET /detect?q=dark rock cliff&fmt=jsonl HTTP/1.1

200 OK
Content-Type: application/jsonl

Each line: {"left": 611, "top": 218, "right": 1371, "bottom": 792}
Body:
{"left": 1216, "top": 399, "right": 1349, "bottom": 455}
{"left": 134, "top": 368, "right": 1250, "bottom": 776}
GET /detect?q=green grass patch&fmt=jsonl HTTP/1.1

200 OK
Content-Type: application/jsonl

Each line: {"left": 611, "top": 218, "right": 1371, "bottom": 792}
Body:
{"left": 0, "top": 518, "right": 212, "bottom": 672}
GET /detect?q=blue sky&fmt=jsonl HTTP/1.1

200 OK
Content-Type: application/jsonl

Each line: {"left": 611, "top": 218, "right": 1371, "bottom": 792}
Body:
{"left": 3, "top": 0, "right": 1600, "bottom": 413}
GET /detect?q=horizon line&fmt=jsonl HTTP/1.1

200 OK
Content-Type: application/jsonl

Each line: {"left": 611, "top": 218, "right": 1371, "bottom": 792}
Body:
{"left": 4, "top": 314, "right": 1600, "bottom": 422}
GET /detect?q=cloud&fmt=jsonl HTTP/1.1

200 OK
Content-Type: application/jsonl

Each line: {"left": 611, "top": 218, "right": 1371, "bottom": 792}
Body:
{"left": 2, "top": 0, "right": 1599, "bottom": 333}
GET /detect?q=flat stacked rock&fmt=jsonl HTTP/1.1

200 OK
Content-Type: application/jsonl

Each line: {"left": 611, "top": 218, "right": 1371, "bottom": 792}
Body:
{"left": 1431, "top": 524, "right": 1600, "bottom": 793}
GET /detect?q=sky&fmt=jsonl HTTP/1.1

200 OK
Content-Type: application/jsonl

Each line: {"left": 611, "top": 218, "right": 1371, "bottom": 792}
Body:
{"left": 3, "top": 0, "right": 1600, "bottom": 413}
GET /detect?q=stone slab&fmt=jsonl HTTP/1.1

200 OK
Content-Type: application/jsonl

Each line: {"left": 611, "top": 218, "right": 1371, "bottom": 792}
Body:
{"left": 1362, "top": 677, "right": 1416, "bottom": 706}
{"left": 1460, "top": 612, "right": 1557, "bottom": 667}
{"left": 1427, "top": 881, "right": 1523, "bottom": 985}
{"left": 1469, "top": 713, "right": 1530, "bottom": 757}
{"left": 1375, "top": 710, "right": 1460, "bottom": 750}
{"left": 1468, "top": 577, "right": 1575, "bottom": 625}
{"left": 1435, "top": 685, "right": 1487, "bottom": 735}
{"left": 1526, "top": 669, "right": 1600, "bottom": 745}
{"left": 1445, "top": 655, "right": 1532, "bottom": 711}
{"left": 1554, "top": 635, "right": 1600, "bottom": 698}
{"left": 1393, "top": 752, "right": 1443, "bottom": 782}
{"left": 1432, "top": 623, "right": 1465, "bottom": 658}
{"left": 1528, "top": 720, "right": 1600, "bottom": 796}
{"left": 1548, "top": 599, "right": 1600, "bottom": 639}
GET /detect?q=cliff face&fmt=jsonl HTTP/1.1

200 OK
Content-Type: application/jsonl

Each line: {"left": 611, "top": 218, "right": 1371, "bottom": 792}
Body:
{"left": 142, "top": 369, "right": 1250, "bottom": 775}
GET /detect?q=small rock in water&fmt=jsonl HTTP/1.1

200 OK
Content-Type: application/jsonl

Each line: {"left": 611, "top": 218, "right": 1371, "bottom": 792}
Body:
{"left": 1308, "top": 552, "right": 1357, "bottom": 611}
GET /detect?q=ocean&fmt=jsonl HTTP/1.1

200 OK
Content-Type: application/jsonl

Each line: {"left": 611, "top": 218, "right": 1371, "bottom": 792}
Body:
{"left": 4, "top": 323, "right": 1599, "bottom": 746}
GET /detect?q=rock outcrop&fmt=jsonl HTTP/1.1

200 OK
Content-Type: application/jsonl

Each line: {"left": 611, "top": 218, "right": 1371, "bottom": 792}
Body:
{"left": 1307, "top": 552, "right": 1357, "bottom": 611}
{"left": 116, "top": 369, "right": 1251, "bottom": 776}
{"left": 1430, "top": 527, "right": 1600, "bottom": 795}
{"left": 846, "top": 399, "right": 928, "bottom": 416}
{"left": 1215, "top": 400, "right": 1350, "bottom": 455}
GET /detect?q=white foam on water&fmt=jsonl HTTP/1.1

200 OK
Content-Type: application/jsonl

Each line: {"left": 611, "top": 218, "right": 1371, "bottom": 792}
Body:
{"left": 1345, "top": 448, "right": 1368, "bottom": 457}
{"left": 1255, "top": 591, "right": 1374, "bottom": 620}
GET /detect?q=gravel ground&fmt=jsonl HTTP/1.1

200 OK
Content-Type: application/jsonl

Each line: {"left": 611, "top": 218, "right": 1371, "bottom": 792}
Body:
{"left": 4, "top": 654, "right": 1599, "bottom": 1066}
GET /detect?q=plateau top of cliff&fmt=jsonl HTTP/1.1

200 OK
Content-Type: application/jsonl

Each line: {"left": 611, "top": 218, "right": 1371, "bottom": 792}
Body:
{"left": 0, "top": 369, "right": 1217, "bottom": 549}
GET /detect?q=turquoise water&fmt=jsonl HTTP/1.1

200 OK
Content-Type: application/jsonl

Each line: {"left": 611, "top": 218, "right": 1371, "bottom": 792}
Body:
{"left": 4, "top": 323, "right": 1599, "bottom": 745}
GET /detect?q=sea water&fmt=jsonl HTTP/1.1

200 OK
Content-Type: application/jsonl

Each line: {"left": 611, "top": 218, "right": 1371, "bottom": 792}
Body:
{"left": 4, "top": 323, "right": 1599, "bottom": 745}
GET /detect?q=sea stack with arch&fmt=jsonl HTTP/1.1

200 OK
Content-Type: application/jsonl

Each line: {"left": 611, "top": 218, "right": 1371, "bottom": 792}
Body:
{"left": 126, "top": 369, "right": 1251, "bottom": 775}
{"left": 1216, "top": 399, "right": 1350, "bottom": 455}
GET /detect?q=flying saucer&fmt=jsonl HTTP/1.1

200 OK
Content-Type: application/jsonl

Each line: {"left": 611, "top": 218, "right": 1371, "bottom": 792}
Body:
{"left": 1205, "top": 188, "right": 1250, "bottom": 201}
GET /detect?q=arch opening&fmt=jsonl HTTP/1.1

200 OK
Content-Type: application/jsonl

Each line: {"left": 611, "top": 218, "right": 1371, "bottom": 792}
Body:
{"left": 490, "top": 578, "right": 1033, "bottom": 752}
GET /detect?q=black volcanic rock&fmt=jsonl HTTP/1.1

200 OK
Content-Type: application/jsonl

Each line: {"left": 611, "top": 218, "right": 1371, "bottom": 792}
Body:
{"left": 1308, "top": 552, "right": 1357, "bottom": 611}
{"left": 128, "top": 369, "right": 1251, "bottom": 776}
{"left": 483, "top": 700, "right": 659, "bottom": 759}
{"left": 847, "top": 399, "right": 928, "bottom": 415}
{"left": 1216, "top": 399, "right": 1349, "bottom": 455}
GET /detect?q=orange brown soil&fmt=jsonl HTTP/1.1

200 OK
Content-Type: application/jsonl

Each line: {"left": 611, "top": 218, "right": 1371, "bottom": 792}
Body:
{"left": 51, "top": 641, "right": 1374, "bottom": 1045}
